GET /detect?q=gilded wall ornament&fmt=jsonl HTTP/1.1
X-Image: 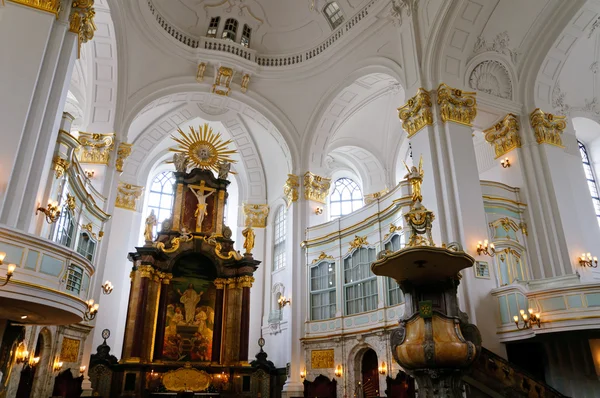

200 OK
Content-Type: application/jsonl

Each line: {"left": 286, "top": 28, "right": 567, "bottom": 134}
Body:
{"left": 66, "top": 194, "right": 76, "bottom": 211}
{"left": 77, "top": 132, "right": 114, "bottom": 164}
{"left": 483, "top": 113, "right": 521, "bottom": 158}
{"left": 437, "top": 84, "right": 477, "bottom": 126}
{"left": 53, "top": 156, "right": 70, "bottom": 179}
{"left": 311, "top": 252, "right": 334, "bottom": 264}
{"left": 283, "top": 174, "right": 299, "bottom": 208}
{"left": 529, "top": 108, "right": 566, "bottom": 147}
{"left": 162, "top": 367, "right": 211, "bottom": 392}
{"left": 348, "top": 235, "right": 369, "bottom": 252}
{"left": 170, "top": 124, "right": 237, "bottom": 174}
{"left": 115, "top": 182, "right": 143, "bottom": 211}
{"left": 403, "top": 156, "right": 424, "bottom": 203}
{"left": 237, "top": 275, "right": 255, "bottom": 288}
{"left": 303, "top": 172, "right": 331, "bottom": 204}
{"left": 311, "top": 349, "right": 335, "bottom": 369}
{"left": 489, "top": 217, "right": 520, "bottom": 242}
{"left": 115, "top": 143, "right": 132, "bottom": 173}
{"left": 212, "top": 66, "right": 234, "bottom": 96}
{"left": 243, "top": 203, "right": 269, "bottom": 227}
{"left": 398, "top": 88, "right": 433, "bottom": 137}
{"left": 241, "top": 74, "right": 250, "bottom": 93}
{"left": 196, "top": 62, "right": 206, "bottom": 82}
{"left": 364, "top": 188, "right": 389, "bottom": 205}
{"left": 383, "top": 224, "right": 402, "bottom": 241}
{"left": 7, "top": 0, "right": 60, "bottom": 17}
{"left": 242, "top": 226, "right": 255, "bottom": 254}
{"left": 70, "top": 0, "right": 96, "bottom": 57}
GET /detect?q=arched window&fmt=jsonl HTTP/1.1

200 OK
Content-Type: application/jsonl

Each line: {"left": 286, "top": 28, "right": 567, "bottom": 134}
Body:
{"left": 385, "top": 234, "right": 404, "bottom": 306}
{"left": 329, "top": 177, "right": 363, "bottom": 219}
{"left": 54, "top": 205, "right": 75, "bottom": 247}
{"left": 241, "top": 24, "right": 251, "bottom": 47}
{"left": 273, "top": 206, "right": 286, "bottom": 271}
{"left": 222, "top": 18, "right": 238, "bottom": 42}
{"left": 344, "top": 247, "right": 377, "bottom": 315}
{"left": 323, "top": 2, "right": 344, "bottom": 29}
{"left": 578, "top": 140, "right": 600, "bottom": 226}
{"left": 147, "top": 171, "right": 176, "bottom": 235}
{"left": 207, "top": 16, "right": 220, "bottom": 37}
{"left": 310, "top": 261, "right": 336, "bottom": 320}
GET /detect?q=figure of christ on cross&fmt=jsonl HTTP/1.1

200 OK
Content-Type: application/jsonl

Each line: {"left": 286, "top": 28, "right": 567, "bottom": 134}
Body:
{"left": 188, "top": 184, "right": 215, "bottom": 232}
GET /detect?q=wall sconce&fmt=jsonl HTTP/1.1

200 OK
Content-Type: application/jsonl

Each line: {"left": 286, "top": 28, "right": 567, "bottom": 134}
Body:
{"left": 83, "top": 299, "right": 99, "bottom": 321}
{"left": 101, "top": 280, "right": 113, "bottom": 295}
{"left": 84, "top": 170, "right": 95, "bottom": 179}
{"left": 378, "top": 361, "right": 387, "bottom": 375}
{"left": 579, "top": 253, "right": 598, "bottom": 268}
{"left": 315, "top": 207, "right": 323, "bottom": 215}
{"left": 334, "top": 364, "right": 343, "bottom": 377}
{"left": 79, "top": 365, "right": 86, "bottom": 374}
{"left": 501, "top": 158, "right": 510, "bottom": 168}
{"left": 513, "top": 308, "right": 541, "bottom": 330}
{"left": 476, "top": 240, "right": 496, "bottom": 256}
{"left": 15, "top": 344, "right": 29, "bottom": 365}
{"left": 300, "top": 368, "right": 306, "bottom": 379}
{"left": 53, "top": 358, "right": 63, "bottom": 372}
{"left": 36, "top": 201, "right": 60, "bottom": 224}
{"left": 0, "top": 252, "right": 16, "bottom": 287}
{"left": 278, "top": 295, "right": 291, "bottom": 308}
{"left": 29, "top": 356, "right": 40, "bottom": 367}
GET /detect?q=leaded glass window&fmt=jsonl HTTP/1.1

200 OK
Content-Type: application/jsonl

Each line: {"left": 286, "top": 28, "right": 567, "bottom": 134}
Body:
{"left": 147, "top": 171, "right": 176, "bottom": 235}
{"left": 241, "top": 24, "right": 251, "bottom": 47}
{"left": 273, "top": 206, "right": 286, "bottom": 271}
{"left": 385, "top": 234, "right": 404, "bottom": 306}
{"left": 329, "top": 178, "right": 363, "bottom": 219}
{"left": 344, "top": 247, "right": 377, "bottom": 315}
{"left": 310, "top": 261, "right": 336, "bottom": 320}
{"left": 54, "top": 207, "right": 75, "bottom": 248}
{"left": 578, "top": 140, "right": 600, "bottom": 227}
{"left": 222, "top": 18, "right": 238, "bottom": 41}
{"left": 207, "top": 17, "right": 220, "bottom": 37}
{"left": 323, "top": 2, "right": 344, "bottom": 29}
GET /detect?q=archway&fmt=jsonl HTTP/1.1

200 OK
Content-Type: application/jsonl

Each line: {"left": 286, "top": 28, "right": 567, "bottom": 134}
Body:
{"left": 360, "top": 348, "right": 379, "bottom": 398}
{"left": 0, "top": 323, "right": 25, "bottom": 396}
{"left": 28, "top": 328, "right": 52, "bottom": 398}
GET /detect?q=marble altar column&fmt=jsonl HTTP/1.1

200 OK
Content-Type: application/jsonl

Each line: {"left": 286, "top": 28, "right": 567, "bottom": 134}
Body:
{"left": 238, "top": 276, "right": 254, "bottom": 363}
{"left": 122, "top": 264, "right": 153, "bottom": 361}
{"left": 153, "top": 274, "right": 172, "bottom": 361}
{"left": 211, "top": 278, "right": 225, "bottom": 364}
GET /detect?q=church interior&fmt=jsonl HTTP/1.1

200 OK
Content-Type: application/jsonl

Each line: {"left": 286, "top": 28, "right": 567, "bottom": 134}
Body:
{"left": 2, "top": 0, "right": 600, "bottom": 397}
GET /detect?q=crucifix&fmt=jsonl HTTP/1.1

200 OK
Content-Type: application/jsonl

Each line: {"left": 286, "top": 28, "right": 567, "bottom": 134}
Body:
{"left": 189, "top": 182, "right": 215, "bottom": 232}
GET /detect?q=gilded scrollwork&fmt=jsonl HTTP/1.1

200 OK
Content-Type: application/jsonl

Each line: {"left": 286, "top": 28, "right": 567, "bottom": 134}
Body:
{"left": 398, "top": 88, "right": 433, "bottom": 137}
{"left": 155, "top": 234, "right": 193, "bottom": 254}
{"left": 212, "top": 66, "right": 234, "bottom": 96}
{"left": 70, "top": 0, "right": 96, "bottom": 57}
{"left": 383, "top": 224, "right": 402, "bottom": 241}
{"left": 196, "top": 62, "right": 206, "bottom": 82}
{"left": 283, "top": 174, "right": 299, "bottom": 208}
{"left": 311, "top": 252, "right": 334, "bottom": 264}
{"left": 348, "top": 235, "right": 369, "bottom": 252}
{"left": 484, "top": 113, "right": 521, "bottom": 158}
{"left": 115, "top": 143, "right": 132, "bottom": 173}
{"left": 529, "top": 108, "right": 566, "bottom": 147}
{"left": 53, "top": 156, "right": 70, "bottom": 179}
{"left": 303, "top": 172, "right": 331, "bottom": 204}
{"left": 364, "top": 188, "right": 389, "bottom": 205}
{"left": 437, "top": 83, "right": 477, "bottom": 126}
{"left": 162, "top": 367, "right": 211, "bottom": 392}
{"left": 8, "top": 0, "right": 60, "bottom": 17}
{"left": 66, "top": 193, "right": 76, "bottom": 211}
{"left": 243, "top": 203, "right": 269, "bottom": 227}
{"left": 241, "top": 74, "right": 250, "bottom": 93}
{"left": 76, "top": 132, "right": 115, "bottom": 164}
{"left": 115, "top": 182, "right": 144, "bottom": 211}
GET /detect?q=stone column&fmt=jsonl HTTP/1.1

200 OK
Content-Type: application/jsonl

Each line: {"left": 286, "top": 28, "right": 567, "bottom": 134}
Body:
{"left": 122, "top": 265, "right": 153, "bottom": 361}
{"left": 153, "top": 273, "right": 172, "bottom": 361}
{"left": 238, "top": 275, "right": 254, "bottom": 363}
{"left": 223, "top": 277, "right": 242, "bottom": 365}
{"left": 142, "top": 270, "right": 162, "bottom": 361}
{"left": 211, "top": 278, "right": 225, "bottom": 364}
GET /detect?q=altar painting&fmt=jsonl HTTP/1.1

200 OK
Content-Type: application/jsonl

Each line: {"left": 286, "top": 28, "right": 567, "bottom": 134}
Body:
{"left": 162, "top": 260, "right": 216, "bottom": 362}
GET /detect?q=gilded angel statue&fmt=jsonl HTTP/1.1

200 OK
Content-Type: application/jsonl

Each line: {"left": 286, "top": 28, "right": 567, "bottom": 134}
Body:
{"left": 403, "top": 155, "right": 424, "bottom": 203}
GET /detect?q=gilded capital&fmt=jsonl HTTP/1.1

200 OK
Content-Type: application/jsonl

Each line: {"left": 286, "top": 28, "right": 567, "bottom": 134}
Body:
{"left": 138, "top": 265, "right": 154, "bottom": 278}
{"left": 70, "top": 0, "right": 96, "bottom": 57}
{"left": 237, "top": 275, "right": 255, "bottom": 288}
{"left": 161, "top": 273, "right": 173, "bottom": 284}
{"left": 115, "top": 181, "right": 144, "bottom": 211}
{"left": 224, "top": 277, "right": 238, "bottom": 289}
{"left": 436, "top": 83, "right": 477, "bottom": 126}
{"left": 52, "top": 155, "right": 70, "bottom": 179}
{"left": 529, "top": 108, "right": 566, "bottom": 148}
{"left": 243, "top": 203, "right": 269, "bottom": 228}
{"left": 116, "top": 143, "right": 132, "bottom": 173}
{"left": 483, "top": 113, "right": 521, "bottom": 158}
{"left": 76, "top": 132, "right": 114, "bottom": 164}
{"left": 7, "top": 0, "right": 60, "bottom": 17}
{"left": 213, "top": 278, "right": 226, "bottom": 289}
{"left": 303, "top": 172, "right": 331, "bottom": 204}
{"left": 398, "top": 88, "right": 433, "bottom": 137}
{"left": 283, "top": 174, "right": 299, "bottom": 208}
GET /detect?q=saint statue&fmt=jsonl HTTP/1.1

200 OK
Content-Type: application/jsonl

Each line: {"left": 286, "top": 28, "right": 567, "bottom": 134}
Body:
{"left": 217, "top": 160, "right": 231, "bottom": 180}
{"left": 242, "top": 226, "right": 255, "bottom": 254}
{"left": 144, "top": 210, "right": 157, "bottom": 242}
{"left": 403, "top": 156, "right": 424, "bottom": 203}
{"left": 189, "top": 187, "right": 214, "bottom": 232}
{"left": 177, "top": 283, "right": 203, "bottom": 324}
{"left": 173, "top": 153, "right": 189, "bottom": 173}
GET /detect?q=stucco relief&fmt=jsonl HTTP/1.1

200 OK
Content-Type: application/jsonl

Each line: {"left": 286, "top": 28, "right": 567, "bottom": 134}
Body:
{"left": 469, "top": 60, "right": 512, "bottom": 100}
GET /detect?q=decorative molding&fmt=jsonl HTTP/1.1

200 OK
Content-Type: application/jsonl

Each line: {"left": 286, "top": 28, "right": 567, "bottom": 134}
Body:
{"left": 7, "top": 0, "right": 60, "bottom": 17}
{"left": 303, "top": 172, "right": 331, "bottom": 204}
{"left": 397, "top": 88, "right": 433, "bottom": 138}
{"left": 283, "top": 174, "right": 299, "bottom": 208}
{"left": 241, "top": 74, "right": 250, "bottom": 93}
{"left": 364, "top": 188, "right": 389, "bottom": 205}
{"left": 76, "top": 132, "right": 114, "bottom": 164}
{"left": 52, "top": 155, "right": 70, "bottom": 179}
{"left": 115, "top": 143, "right": 132, "bottom": 173}
{"left": 237, "top": 275, "right": 255, "bottom": 288}
{"left": 115, "top": 182, "right": 144, "bottom": 211}
{"left": 469, "top": 60, "right": 512, "bottom": 100}
{"left": 387, "top": 0, "right": 418, "bottom": 26}
{"left": 473, "top": 31, "right": 518, "bottom": 65}
{"left": 196, "top": 62, "right": 206, "bottom": 82}
{"left": 243, "top": 203, "right": 269, "bottom": 228}
{"left": 529, "top": 108, "right": 566, "bottom": 148}
{"left": 437, "top": 84, "right": 477, "bottom": 126}
{"left": 311, "top": 349, "right": 335, "bottom": 369}
{"left": 348, "top": 235, "right": 369, "bottom": 252}
{"left": 311, "top": 252, "right": 334, "bottom": 264}
{"left": 212, "top": 66, "right": 234, "bottom": 96}
{"left": 66, "top": 193, "right": 76, "bottom": 211}
{"left": 383, "top": 224, "right": 402, "bottom": 241}
{"left": 69, "top": 0, "right": 96, "bottom": 57}
{"left": 483, "top": 113, "right": 521, "bottom": 158}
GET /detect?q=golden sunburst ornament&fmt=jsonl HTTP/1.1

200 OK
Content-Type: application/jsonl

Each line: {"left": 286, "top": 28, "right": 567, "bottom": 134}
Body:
{"left": 170, "top": 124, "right": 237, "bottom": 172}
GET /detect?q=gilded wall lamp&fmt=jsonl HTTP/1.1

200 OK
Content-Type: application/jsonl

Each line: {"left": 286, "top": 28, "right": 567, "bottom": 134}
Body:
{"left": 476, "top": 240, "right": 496, "bottom": 256}
{"left": 378, "top": 361, "right": 387, "bottom": 375}
{"left": 14, "top": 344, "right": 29, "bottom": 365}
{"left": 79, "top": 365, "right": 86, "bottom": 374}
{"left": 513, "top": 308, "right": 541, "bottom": 330}
{"left": 300, "top": 368, "right": 306, "bottom": 379}
{"left": 101, "top": 280, "right": 113, "bottom": 295}
{"left": 84, "top": 169, "right": 95, "bottom": 179}
{"left": 0, "top": 252, "right": 16, "bottom": 287}
{"left": 83, "top": 299, "right": 99, "bottom": 321}
{"left": 501, "top": 158, "right": 510, "bottom": 168}
{"left": 53, "top": 358, "right": 63, "bottom": 372}
{"left": 36, "top": 201, "right": 60, "bottom": 224}
{"left": 579, "top": 253, "right": 598, "bottom": 268}
{"left": 334, "top": 364, "right": 343, "bottom": 377}
{"left": 278, "top": 295, "right": 291, "bottom": 308}
{"left": 315, "top": 207, "right": 323, "bottom": 215}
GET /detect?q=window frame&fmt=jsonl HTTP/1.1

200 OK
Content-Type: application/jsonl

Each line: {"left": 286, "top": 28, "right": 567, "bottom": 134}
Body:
{"left": 241, "top": 24, "right": 251, "bottom": 47}
{"left": 578, "top": 140, "right": 600, "bottom": 226}
{"left": 207, "top": 16, "right": 220, "bottom": 38}
{"left": 322, "top": 1, "right": 345, "bottom": 30}
{"left": 272, "top": 206, "right": 287, "bottom": 271}
{"left": 147, "top": 171, "right": 177, "bottom": 235}
{"left": 222, "top": 18, "right": 239, "bottom": 42}
{"left": 310, "top": 260, "right": 337, "bottom": 320}
{"left": 343, "top": 247, "right": 378, "bottom": 316}
{"left": 329, "top": 177, "right": 363, "bottom": 219}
